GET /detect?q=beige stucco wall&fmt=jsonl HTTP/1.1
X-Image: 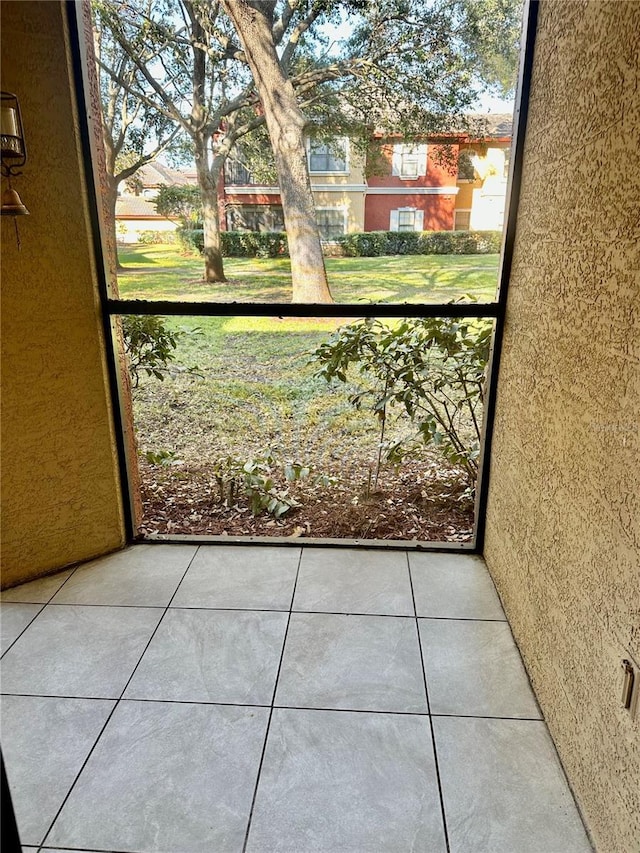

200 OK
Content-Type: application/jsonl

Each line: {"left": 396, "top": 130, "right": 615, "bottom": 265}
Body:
{"left": 484, "top": 2, "right": 640, "bottom": 851}
{"left": 310, "top": 147, "right": 366, "bottom": 232}
{"left": 311, "top": 189, "right": 366, "bottom": 233}
{"left": 1, "top": 1, "right": 125, "bottom": 586}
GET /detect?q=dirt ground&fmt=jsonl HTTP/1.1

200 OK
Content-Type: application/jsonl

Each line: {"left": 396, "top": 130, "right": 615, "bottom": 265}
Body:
{"left": 136, "top": 456, "right": 475, "bottom": 542}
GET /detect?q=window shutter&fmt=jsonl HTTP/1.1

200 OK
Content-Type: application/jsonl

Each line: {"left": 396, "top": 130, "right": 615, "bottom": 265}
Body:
{"left": 390, "top": 209, "right": 399, "bottom": 231}
{"left": 414, "top": 209, "right": 424, "bottom": 231}
{"left": 418, "top": 144, "right": 428, "bottom": 176}
{"left": 391, "top": 146, "right": 402, "bottom": 177}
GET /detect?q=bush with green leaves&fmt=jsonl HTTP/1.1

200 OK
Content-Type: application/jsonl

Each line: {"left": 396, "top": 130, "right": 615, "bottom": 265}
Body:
{"left": 222, "top": 230, "right": 289, "bottom": 258}
{"left": 338, "top": 230, "right": 502, "bottom": 257}
{"left": 212, "top": 450, "right": 335, "bottom": 518}
{"left": 154, "top": 184, "right": 202, "bottom": 228}
{"left": 137, "top": 230, "right": 178, "bottom": 246}
{"left": 178, "top": 228, "right": 289, "bottom": 258}
{"left": 121, "top": 315, "right": 184, "bottom": 388}
{"left": 311, "top": 315, "right": 492, "bottom": 484}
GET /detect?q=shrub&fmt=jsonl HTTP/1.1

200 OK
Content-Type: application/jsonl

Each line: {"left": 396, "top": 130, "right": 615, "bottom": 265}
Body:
{"left": 222, "top": 230, "right": 288, "bottom": 258}
{"left": 310, "top": 314, "right": 492, "bottom": 484}
{"left": 177, "top": 227, "right": 204, "bottom": 255}
{"left": 121, "top": 315, "right": 183, "bottom": 388}
{"left": 211, "top": 450, "right": 335, "bottom": 518}
{"left": 121, "top": 316, "right": 200, "bottom": 389}
{"left": 177, "top": 228, "right": 289, "bottom": 258}
{"left": 137, "top": 230, "right": 178, "bottom": 245}
{"left": 338, "top": 230, "right": 502, "bottom": 257}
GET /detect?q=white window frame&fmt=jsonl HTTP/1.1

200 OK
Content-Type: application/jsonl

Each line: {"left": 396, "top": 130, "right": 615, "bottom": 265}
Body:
{"left": 454, "top": 209, "right": 472, "bottom": 231}
{"left": 307, "top": 137, "right": 350, "bottom": 175}
{"left": 390, "top": 207, "right": 424, "bottom": 232}
{"left": 392, "top": 143, "right": 428, "bottom": 180}
{"left": 315, "top": 206, "right": 348, "bottom": 241}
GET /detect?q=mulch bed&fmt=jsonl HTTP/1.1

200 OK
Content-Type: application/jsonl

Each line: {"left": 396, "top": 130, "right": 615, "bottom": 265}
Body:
{"left": 136, "top": 457, "right": 474, "bottom": 542}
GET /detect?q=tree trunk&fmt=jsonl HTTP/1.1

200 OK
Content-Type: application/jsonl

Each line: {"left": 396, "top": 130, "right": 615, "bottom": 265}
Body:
{"left": 222, "top": 0, "right": 333, "bottom": 303}
{"left": 194, "top": 138, "right": 227, "bottom": 283}
{"left": 105, "top": 180, "right": 124, "bottom": 271}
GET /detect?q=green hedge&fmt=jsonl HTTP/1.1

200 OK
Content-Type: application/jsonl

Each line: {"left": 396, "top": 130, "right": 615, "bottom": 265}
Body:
{"left": 137, "top": 230, "right": 178, "bottom": 245}
{"left": 178, "top": 227, "right": 502, "bottom": 258}
{"left": 178, "top": 228, "right": 288, "bottom": 258}
{"left": 338, "top": 230, "right": 503, "bottom": 257}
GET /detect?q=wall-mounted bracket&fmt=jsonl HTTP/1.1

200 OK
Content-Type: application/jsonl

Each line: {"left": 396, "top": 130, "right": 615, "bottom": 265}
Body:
{"left": 620, "top": 659, "right": 635, "bottom": 709}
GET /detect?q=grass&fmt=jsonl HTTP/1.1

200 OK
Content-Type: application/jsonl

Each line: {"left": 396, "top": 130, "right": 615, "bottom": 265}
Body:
{"left": 116, "top": 243, "right": 499, "bottom": 304}
{"left": 119, "top": 243, "right": 497, "bottom": 537}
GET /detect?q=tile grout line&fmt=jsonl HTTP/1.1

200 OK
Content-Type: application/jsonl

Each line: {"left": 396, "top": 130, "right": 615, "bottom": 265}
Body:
{"left": 0, "top": 691, "right": 546, "bottom": 722}
{"left": 0, "top": 565, "right": 82, "bottom": 660}
{"left": 5, "top": 600, "right": 508, "bottom": 622}
{"left": 241, "top": 545, "right": 304, "bottom": 853}
{"left": 38, "top": 545, "right": 202, "bottom": 849}
{"left": 407, "top": 552, "right": 451, "bottom": 853}
{"left": 0, "top": 603, "right": 46, "bottom": 660}
{"left": 38, "top": 845, "right": 135, "bottom": 853}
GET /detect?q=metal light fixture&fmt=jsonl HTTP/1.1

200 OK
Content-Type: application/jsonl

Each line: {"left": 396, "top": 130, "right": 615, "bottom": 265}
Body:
{"left": 1, "top": 91, "right": 29, "bottom": 219}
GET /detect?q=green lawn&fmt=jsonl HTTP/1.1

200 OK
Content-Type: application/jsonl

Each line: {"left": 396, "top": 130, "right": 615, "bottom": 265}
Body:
{"left": 120, "top": 243, "right": 495, "bottom": 538}
{"left": 116, "top": 244, "right": 499, "bottom": 304}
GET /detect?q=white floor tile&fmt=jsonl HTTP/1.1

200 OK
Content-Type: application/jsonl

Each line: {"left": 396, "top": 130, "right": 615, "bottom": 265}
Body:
{"left": 172, "top": 546, "right": 300, "bottom": 610}
{"left": 410, "top": 552, "right": 506, "bottom": 620}
{"left": 0, "top": 605, "right": 162, "bottom": 698}
{"left": 276, "top": 612, "right": 427, "bottom": 712}
{"left": 46, "top": 701, "right": 269, "bottom": 853}
{"left": 419, "top": 617, "right": 541, "bottom": 718}
{"left": 247, "top": 708, "right": 446, "bottom": 853}
{"left": 50, "top": 544, "right": 196, "bottom": 607}
{"left": 0, "top": 603, "right": 42, "bottom": 654}
{"left": 1, "top": 695, "right": 114, "bottom": 846}
{"left": 0, "top": 569, "right": 74, "bottom": 603}
{"left": 294, "top": 548, "right": 413, "bottom": 615}
{"left": 433, "top": 716, "right": 593, "bottom": 853}
{"left": 125, "top": 608, "right": 288, "bottom": 704}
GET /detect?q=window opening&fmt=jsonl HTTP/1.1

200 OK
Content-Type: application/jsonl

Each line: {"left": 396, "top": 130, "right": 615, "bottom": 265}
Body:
{"left": 308, "top": 138, "right": 348, "bottom": 173}
{"left": 316, "top": 208, "right": 346, "bottom": 241}
{"left": 72, "top": 0, "right": 537, "bottom": 549}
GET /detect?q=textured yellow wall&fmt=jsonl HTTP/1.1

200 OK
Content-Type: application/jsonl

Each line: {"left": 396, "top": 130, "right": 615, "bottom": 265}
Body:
{"left": 311, "top": 189, "right": 366, "bottom": 233}
{"left": 1, "top": 1, "right": 125, "bottom": 586}
{"left": 484, "top": 2, "right": 640, "bottom": 851}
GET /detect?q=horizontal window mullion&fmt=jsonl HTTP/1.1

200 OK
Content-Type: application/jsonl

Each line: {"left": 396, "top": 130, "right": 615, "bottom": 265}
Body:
{"left": 106, "top": 299, "right": 499, "bottom": 319}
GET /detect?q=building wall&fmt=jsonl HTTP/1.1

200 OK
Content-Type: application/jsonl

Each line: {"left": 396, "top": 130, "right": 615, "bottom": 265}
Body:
{"left": 484, "top": 2, "right": 640, "bottom": 851}
{"left": 455, "top": 181, "right": 476, "bottom": 209}
{"left": 116, "top": 217, "right": 178, "bottom": 244}
{"left": 456, "top": 142, "right": 510, "bottom": 231}
{"left": 365, "top": 143, "right": 458, "bottom": 231}
{"left": 312, "top": 189, "right": 365, "bottom": 233}
{"left": 367, "top": 142, "right": 457, "bottom": 189}
{"left": 1, "top": 1, "right": 125, "bottom": 586}
{"left": 365, "top": 193, "right": 456, "bottom": 232}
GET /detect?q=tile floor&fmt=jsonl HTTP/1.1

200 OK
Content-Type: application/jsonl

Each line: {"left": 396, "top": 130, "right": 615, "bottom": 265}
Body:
{"left": 0, "top": 545, "right": 592, "bottom": 853}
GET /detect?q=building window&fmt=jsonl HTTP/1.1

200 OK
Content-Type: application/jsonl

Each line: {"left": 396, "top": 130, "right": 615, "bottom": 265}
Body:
{"left": 316, "top": 208, "right": 346, "bottom": 241}
{"left": 225, "top": 159, "right": 255, "bottom": 185}
{"left": 457, "top": 150, "right": 476, "bottom": 181}
{"left": 226, "top": 204, "right": 284, "bottom": 232}
{"left": 390, "top": 208, "right": 424, "bottom": 232}
{"left": 398, "top": 209, "right": 416, "bottom": 231}
{"left": 308, "top": 138, "right": 348, "bottom": 173}
{"left": 503, "top": 147, "right": 511, "bottom": 179}
{"left": 392, "top": 144, "right": 427, "bottom": 179}
{"left": 454, "top": 210, "right": 472, "bottom": 231}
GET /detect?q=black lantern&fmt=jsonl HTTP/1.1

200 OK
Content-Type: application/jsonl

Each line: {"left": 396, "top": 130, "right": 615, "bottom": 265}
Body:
{"left": 1, "top": 91, "right": 29, "bottom": 216}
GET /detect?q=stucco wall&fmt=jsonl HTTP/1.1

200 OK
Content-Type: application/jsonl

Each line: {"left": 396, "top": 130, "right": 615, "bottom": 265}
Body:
{"left": 364, "top": 193, "right": 456, "bottom": 232}
{"left": 312, "top": 189, "right": 366, "bottom": 233}
{"left": 484, "top": 2, "right": 640, "bottom": 851}
{"left": 1, "top": 1, "right": 125, "bottom": 586}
